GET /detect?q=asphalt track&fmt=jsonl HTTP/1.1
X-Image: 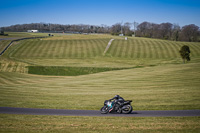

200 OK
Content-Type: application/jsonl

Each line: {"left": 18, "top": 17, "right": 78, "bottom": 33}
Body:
{"left": 0, "top": 107, "right": 200, "bottom": 117}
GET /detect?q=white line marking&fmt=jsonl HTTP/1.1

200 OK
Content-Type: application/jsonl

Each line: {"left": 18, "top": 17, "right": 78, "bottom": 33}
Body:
{"left": 103, "top": 39, "right": 114, "bottom": 55}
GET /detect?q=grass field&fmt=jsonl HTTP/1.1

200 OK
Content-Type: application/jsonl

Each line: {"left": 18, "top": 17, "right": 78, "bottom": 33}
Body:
{"left": 4, "top": 36, "right": 200, "bottom": 68}
{"left": 0, "top": 114, "right": 200, "bottom": 133}
{"left": 0, "top": 32, "right": 49, "bottom": 38}
{"left": 0, "top": 40, "right": 11, "bottom": 53}
{"left": 0, "top": 33, "right": 200, "bottom": 132}
{"left": 0, "top": 62, "right": 199, "bottom": 110}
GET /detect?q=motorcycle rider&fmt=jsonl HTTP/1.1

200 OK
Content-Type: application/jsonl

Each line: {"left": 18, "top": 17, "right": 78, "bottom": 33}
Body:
{"left": 109, "top": 95, "right": 125, "bottom": 111}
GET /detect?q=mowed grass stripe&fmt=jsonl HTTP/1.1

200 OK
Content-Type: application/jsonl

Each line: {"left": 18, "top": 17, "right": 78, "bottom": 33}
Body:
{"left": 23, "top": 41, "right": 37, "bottom": 58}
{"left": 39, "top": 40, "right": 49, "bottom": 58}
{"left": 94, "top": 39, "right": 109, "bottom": 56}
{"left": 76, "top": 40, "right": 82, "bottom": 58}
{"left": 147, "top": 40, "right": 156, "bottom": 58}
{"left": 85, "top": 40, "right": 91, "bottom": 57}
{"left": 58, "top": 40, "right": 65, "bottom": 58}
{"left": 95, "top": 40, "right": 103, "bottom": 56}
{"left": 187, "top": 42, "right": 200, "bottom": 57}
{"left": 105, "top": 38, "right": 200, "bottom": 59}
{"left": 30, "top": 41, "right": 42, "bottom": 58}
{"left": 0, "top": 72, "right": 20, "bottom": 85}
{"left": 80, "top": 40, "right": 85, "bottom": 58}
{"left": 62, "top": 40, "right": 69, "bottom": 58}
{"left": 74, "top": 40, "right": 79, "bottom": 58}
{"left": 91, "top": 40, "right": 98, "bottom": 57}
{"left": 12, "top": 41, "right": 29, "bottom": 57}
{"left": 169, "top": 42, "right": 179, "bottom": 58}
{"left": 143, "top": 40, "right": 148, "bottom": 58}
{"left": 53, "top": 40, "right": 61, "bottom": 58}
{"left": 8, "top": 38, "right": 200, "bottom": 60}
{"left": 132, "top": 39, "right": 138, "bottom": 58}
{"left": 157, "top": 41, "right": 166, "bottom": 58}
{"left": 66, "top": 40, "right": 72, "bottom": 58}
{"left": 163, "top": 41, "right": 175, "bottom": 58}
{"left": 0, "top": 40, "right": 11, "bottom": 52}
{"left": 36, "top": 40, "right": 46, "bottom": 58}
{"left": 8, "top": 39, "right": 106, "bottom": 58}
{"left": 125, "top": 40, "right": 131, "bottom": 58}
{"left": 169, "top": 42, "right": 182, "bottom": 58}
{"left": 49, "top": 40, "right": 58, "bottom": 58}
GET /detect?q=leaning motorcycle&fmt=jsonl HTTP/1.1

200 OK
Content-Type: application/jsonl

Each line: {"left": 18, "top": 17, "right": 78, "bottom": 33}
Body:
{"left": 100, "top": 100, "right": 133, "bottom": 114}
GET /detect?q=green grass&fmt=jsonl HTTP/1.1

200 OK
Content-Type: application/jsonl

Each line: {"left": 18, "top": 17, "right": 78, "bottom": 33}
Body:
{"left": 1, "top": 33, "right": 200, "bottom": 132}
{"left": 0, "top": 34, "right": 200, "bottom": 110}
{"left": 9, "top": 39, "right": 109, "bottom": 59}
{"left": 4, "top": 36, "right": 200, "bottom": 68}
{"left": 106, "top": 38, "right": 200, "bottom": 59}
{"left": 0, "top": 32, "right": 49, "bottom": 38}
{"left": 0, "top": 114, "right": 199, "bottom": 133}
{"left": 27, "top": 66, "right": 135, "bottom": 76}
{"left": 0, "top": 62, "right": 199, "bottom": 110}
{"left": 0, "top": 40, "right": 12, "bottom": 53}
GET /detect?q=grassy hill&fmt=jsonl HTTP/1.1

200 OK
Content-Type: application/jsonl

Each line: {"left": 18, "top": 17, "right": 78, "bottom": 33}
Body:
{"left": 5, "top": 36, "right": 200, "bottom": 67}
{"left": 0, "top": 33, "right": 200, "bottom": 110}
{"left": 0, "top": 62, "right": 200, "bottom": 111}
{"left": 1, "top": 33, "right": 200, "bottom": 132}
{"left": 1, "top": 34, "right": 200, "bottom": 75}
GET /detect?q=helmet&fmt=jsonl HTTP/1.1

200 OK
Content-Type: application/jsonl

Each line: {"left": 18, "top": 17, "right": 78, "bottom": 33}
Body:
{"left": 114, "top": 95, "right": 120, "bottom": 99}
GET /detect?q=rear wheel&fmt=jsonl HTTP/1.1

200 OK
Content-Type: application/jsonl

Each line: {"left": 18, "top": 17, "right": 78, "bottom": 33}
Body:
{"left": 100, "top": 106, "right": 109, "bottom": 114}
{"left": 122, "top": 105, "right": 133, "bottom": 114}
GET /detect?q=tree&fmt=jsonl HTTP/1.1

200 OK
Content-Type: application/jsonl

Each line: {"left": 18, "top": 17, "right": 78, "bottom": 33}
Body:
{"left": 123, "top": 22, "right": 133, "bottom": 36}
{"left": 137, "top": 21, "right": 152, "bottom": 37}
{"left": 110, "top": 23, "right": 122, "bottom": 35}
{"left": 159, "top": 22, "right": 173, "bottom": 39}
{"left": 179, "top": 45, "right": 191, "bottom": 63}
{"left": 179, "top": 24, "right": 199, "bottom": 42}
{"left": 172, "top": 24, "right": 180, "bottom": 41}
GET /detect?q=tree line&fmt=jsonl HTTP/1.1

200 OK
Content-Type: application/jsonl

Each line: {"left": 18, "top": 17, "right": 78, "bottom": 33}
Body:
{"left": 1, "top": 23, "right": 110, "bottom": 34}
{"left": 136, "top": 22, "right": 200, "bottom": 42}
{"left": 1, "top": 22, "right": 200, "bottom": 42}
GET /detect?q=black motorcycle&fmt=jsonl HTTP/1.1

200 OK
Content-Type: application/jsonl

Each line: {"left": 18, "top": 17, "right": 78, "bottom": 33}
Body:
{"left": 100, "top": 99, "right": 133, "bottom": 114}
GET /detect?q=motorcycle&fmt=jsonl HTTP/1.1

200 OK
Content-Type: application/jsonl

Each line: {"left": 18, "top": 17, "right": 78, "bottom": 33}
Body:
{"left": 100, "top": 99, "right": 133, "bottom": 114}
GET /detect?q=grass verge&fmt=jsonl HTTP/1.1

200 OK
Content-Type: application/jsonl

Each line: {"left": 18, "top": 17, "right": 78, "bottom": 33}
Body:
{"left": 0, "top": 114, "right": 199, "bottom": 133}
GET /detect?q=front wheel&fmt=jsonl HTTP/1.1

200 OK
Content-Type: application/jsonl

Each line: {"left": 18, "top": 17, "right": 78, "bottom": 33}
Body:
{"left": 122, "top": 105, "right": 133, "bottom": 114}
{"left": 100, "top": 106, "right": 109, "bottom": 114}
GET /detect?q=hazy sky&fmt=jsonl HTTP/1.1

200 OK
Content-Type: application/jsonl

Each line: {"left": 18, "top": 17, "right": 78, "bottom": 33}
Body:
{"left": 0, "top": 0, "right": 200, "bottom": 27}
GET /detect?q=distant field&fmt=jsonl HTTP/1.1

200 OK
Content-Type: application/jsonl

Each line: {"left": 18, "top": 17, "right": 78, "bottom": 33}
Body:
{"left": 9, "top": 38, "right": 200, "bottom": 60}
{"left": 2, "top": 36, "right": 199, "bottom": 69}
{"left": 0, "top": 32, "right": 49, "bottom": 38}
{"left": 10, "top": 39, "right": 109, "bottom": 59}
{"left": 107, "top": 38, "right": 200, "bottom": 59}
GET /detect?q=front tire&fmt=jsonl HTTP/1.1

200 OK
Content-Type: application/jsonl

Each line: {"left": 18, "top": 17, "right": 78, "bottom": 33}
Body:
{"left": 100, "top": 106, "right": 109, "bottom": 114}
{"left": 122, "top": 105, "right": 133, "bottom": 114}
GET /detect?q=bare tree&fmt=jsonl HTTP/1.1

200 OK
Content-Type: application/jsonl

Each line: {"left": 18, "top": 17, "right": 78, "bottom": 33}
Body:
{"left": 110, "top": 23, "right": 122, "bottom": 35}
{"left": 159, "top": 22, "right": 173, "bottom": 39}
{"left": 180, "top": 24, "right": 199, "bottom": 42}
{"left": 172, "top": 24, "right": 180, "bottom": 41}
{"left": 123, "top": 22, "right": 133, "bottom": 36}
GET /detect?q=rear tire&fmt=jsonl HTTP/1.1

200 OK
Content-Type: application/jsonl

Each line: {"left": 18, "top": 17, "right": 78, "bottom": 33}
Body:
{"left": 100, "top": 106, "right": 109, "bottom": 114}
{"left": 122, "top": 105, "right": 132, "bottom": 114}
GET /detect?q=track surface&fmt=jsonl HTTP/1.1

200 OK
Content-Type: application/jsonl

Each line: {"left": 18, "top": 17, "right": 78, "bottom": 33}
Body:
{"left": 0, "top": 107, "right": 200, "bottom": 117}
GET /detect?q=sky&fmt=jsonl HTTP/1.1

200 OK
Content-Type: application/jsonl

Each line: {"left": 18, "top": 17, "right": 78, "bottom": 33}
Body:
{"left": 0, "top": 0, "right": 200, "bottom": 27}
